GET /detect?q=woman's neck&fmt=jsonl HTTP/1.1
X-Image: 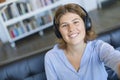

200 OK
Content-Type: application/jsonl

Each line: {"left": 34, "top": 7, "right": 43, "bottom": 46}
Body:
{"left": 66, "top": 42, "right": 86, "bottom": 56}
{"left": 64, "top": 42, "right": 87, "bottom": 71}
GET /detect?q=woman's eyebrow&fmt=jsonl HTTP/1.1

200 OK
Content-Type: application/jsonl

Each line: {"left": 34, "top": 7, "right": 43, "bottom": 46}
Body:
{"left": 60, "top": 22, "right": 68, "bottom": 26}
{"left": 72, "top": 18, "right": 80, "bottom": 21}
{"left": 59, "top": 18, "right": 81, "bottom": 26}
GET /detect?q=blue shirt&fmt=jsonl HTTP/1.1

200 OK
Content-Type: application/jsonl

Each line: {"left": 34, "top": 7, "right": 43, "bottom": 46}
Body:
{"left": 45, "top": 40, "right": 120, "bottom": 80}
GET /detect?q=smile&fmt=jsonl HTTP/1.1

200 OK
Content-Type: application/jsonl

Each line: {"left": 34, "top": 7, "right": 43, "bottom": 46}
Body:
{"left": 69, "top": 33, "right": 79, "bottom": 38}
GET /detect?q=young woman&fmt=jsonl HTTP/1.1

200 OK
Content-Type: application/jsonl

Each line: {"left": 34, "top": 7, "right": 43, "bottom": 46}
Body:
{"left": 45, "top": 3, "right": 120, "bottom": 80}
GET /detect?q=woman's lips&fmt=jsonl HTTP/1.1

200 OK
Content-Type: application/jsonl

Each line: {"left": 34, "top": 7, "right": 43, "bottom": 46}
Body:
{"left": 69, "top": 33, "right": 79, "bottom": 38}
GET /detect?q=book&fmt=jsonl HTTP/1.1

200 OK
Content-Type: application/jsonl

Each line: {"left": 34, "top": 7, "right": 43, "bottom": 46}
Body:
{"left": 19, "top": 3, "right": 26, "bottom": 14}
{"left": 10, "top": 2, "right": 20, "bottom": 18}
{"left": 44, "top": 0, "right": 52, "bottom": 6}
{"left": 12, "top": 25, "right": 19, "bottom": 37}
{"left": 0, "top": 5, "right": 8, "bottom": 21}
{"left": 1, "top": 10, "right": 7, "bottom": 21}
{"left": 30, "top": 19, "right": 37, "bottom": 29}
{"left": 7, "top": 4, "right": 13, "bottom": 19}
{"left": 16, "top": 3, "right": 23, "bottom": 15}
{"left": 16, "top": 23, "right": 25, "bottom": 35}
{"left": 26, "top": 3, "right": 32, "bottom": 12}
{"left": 8, "top": 27, "right": 15, "bottom": 38}
{"left": 29, "top": 0, "right": 43, "bottom": 10}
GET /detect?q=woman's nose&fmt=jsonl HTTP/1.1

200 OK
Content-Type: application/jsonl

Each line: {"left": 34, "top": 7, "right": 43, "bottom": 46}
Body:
{"left": 68, "top": 24, "right": 75, "bottom": 32}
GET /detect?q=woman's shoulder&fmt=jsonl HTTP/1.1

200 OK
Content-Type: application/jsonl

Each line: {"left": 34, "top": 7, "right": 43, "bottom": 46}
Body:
{"left": 87, "top": 39, "right": 109, "bottom": 51}
{"left": 88, "top": 39, "right": 114, "bottom": 53}
{"left": 88, "top": 39, "right": 104, "bottom": 47}
{"left": 92, "top": 39, "right": 111, "bottom": 47}
{"left": 91, "top": 39, "right": 104, "bottom": 44}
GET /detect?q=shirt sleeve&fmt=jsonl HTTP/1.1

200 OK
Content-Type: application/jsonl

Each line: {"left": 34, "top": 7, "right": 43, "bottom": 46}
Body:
{"left": 96, "top": 40, "right": 120, "bottom": 74}
{"left": 44, "top": 51, "right": 59, "bottom": 80}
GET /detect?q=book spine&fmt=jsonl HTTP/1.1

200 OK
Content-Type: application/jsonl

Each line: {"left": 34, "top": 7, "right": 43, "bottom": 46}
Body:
{"left": 19, "top": 3, "right": 26, "bottom": 14}
{"left": 26, "top": 3, "right": 32, "bottom": 12}
{"left": 10, "top": 2, "right": 20, "bottom": 18}
{"left": 1, "top": 11, "right": 8, "bottom": 21}
{"left": 9, "top": 27, "right": 15, "bottom": 38}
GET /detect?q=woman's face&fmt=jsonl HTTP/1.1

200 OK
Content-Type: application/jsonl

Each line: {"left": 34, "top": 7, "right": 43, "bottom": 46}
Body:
{"left": 59, "top": 12, "right": 86, "bottom": 46}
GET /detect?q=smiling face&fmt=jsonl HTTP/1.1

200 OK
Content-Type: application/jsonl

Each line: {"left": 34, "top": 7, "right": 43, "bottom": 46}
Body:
{"left": 59, "top": 12, "right": 86, "bottom": 46}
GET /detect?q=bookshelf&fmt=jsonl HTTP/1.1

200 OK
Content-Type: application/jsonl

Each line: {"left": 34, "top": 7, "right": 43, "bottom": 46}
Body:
{"left": 0, "top": 0, "right": 62, "bottom": 47}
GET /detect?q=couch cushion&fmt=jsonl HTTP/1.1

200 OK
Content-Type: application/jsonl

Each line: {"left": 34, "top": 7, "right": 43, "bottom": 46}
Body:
{"left": 97, "top": 32, "right": 111, "bottom": 44}
{"left": 0, "top": 52, "right": 46, "bottom": 80}
{"left": 0, "top": 59, "right": 30, "bottom": 80}
{"left": 24, "top": 73, "right": 46, "bottom": 80}
{"left": 116, "top": 47, "right": 120, "bottom": 51}
{"left": 110, "top": 29, "right": 120, "bottom": 48}
{"left": 105, "top": 66, "right": 119, "bottom": 80}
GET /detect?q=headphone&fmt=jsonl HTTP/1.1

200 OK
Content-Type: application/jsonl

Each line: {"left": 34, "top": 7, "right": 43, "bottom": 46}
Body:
{"left": 53, "top": 4, "right": 92, "bottom": 38}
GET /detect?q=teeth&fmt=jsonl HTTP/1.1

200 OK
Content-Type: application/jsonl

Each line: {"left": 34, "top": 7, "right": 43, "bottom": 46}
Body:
{"left": 69, "top": 33, "right": 78, "bottom": 38}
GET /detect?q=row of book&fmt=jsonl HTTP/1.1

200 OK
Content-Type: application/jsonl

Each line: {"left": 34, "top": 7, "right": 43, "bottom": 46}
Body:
{"left": 8, "top": 12, "right": 52, "bottom": 38}
{"left": 0, "top": 0, "right": 60, "bottom": 21}
{"left": 36, "top": 11, "right": 52, "bottom": 26}
{"left": 28, "top": 0, "right": 59, "bottom": 10}
{"left": 8, "top": 19, "right": 37, "bottom": 38}
{"left": 1, "top": 2, "right": 31, "bottom": 21}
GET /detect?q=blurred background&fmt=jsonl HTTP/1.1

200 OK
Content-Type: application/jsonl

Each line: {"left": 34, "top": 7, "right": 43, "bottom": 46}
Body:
{"left": 0, "top": 0, "right": 119, "bottom": 43}
{"left": 0, "top": 0, "right": 120, "bottom": 64}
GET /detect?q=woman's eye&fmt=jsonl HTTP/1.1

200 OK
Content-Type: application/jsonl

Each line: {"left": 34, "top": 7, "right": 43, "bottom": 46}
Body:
{"left": 61, "top": 24, "right": 68, "bottom": 27}
{"left": 74, "top": 21, "right": 79, "bottom": 25}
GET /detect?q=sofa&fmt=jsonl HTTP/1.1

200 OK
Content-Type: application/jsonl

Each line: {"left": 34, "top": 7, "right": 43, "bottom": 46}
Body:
{"left": 0, "top": 27, "right": 120, "bottom": 80}
{"left": 0, "top": 51, "right": 47, "bottom": 80}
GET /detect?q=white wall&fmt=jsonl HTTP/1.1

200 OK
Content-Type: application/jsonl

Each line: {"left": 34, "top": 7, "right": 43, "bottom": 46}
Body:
{"left": 62, "top": 0, "right": 83, "bottom": 5}
{"left": 62, "top": 0, "right": 108, "bottom": 11}
{"left": 82, "top": 0, "right": 98, "bottom": 12}
{"left": 62, "top": 0, "right": 98, "bottom": 12}
{"left": 62, "top": 0, "right": 85, "bottom": 10}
